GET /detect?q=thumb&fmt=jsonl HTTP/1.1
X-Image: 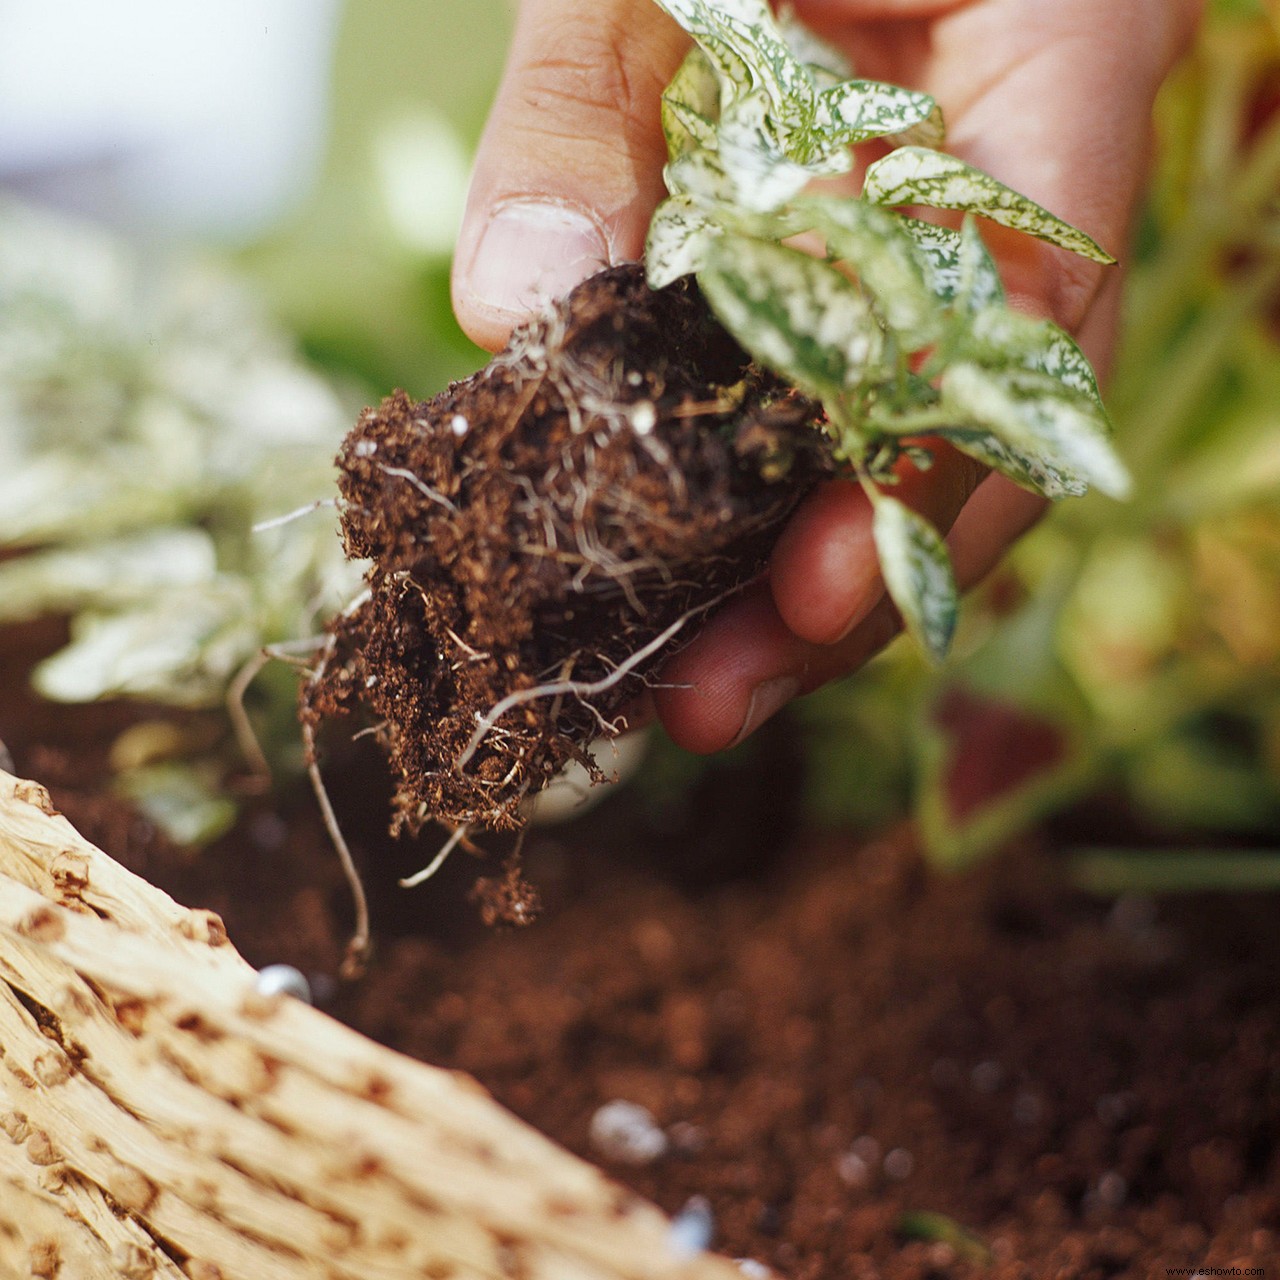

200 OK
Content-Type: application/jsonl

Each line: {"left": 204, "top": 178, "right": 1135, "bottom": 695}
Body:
{"left": 452, "top": 0, "right": 688, "bottom": 351}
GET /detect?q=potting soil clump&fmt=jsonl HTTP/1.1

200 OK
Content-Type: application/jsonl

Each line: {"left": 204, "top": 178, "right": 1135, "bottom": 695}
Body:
{"left": 303, "top": 265, "right": 831, "bottom": 852}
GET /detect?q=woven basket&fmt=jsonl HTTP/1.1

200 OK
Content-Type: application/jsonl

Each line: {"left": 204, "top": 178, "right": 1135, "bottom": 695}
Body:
{"left": 0, "top": 768, "right": 743, "bottom": 1280}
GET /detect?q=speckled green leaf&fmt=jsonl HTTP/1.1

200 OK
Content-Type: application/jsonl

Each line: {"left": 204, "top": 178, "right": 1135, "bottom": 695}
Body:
{"left": 665, "top": 116, "right": 812, "bottom": 212}
{"left": 654, "top": 0, "right": 954, "bottom": 209}
{"left": 698, "top": 236, "right": 885, "bottom": 401}
{"left": 693, "top": 30, "right": 757, "bottom": 104}
{"left": 662, "top": 93, "right": 717, "bottom": 159}
{"left": 718, "top": 12, "right": 817, "bottom": 117}
{"left": 646, "top": 194, "right": 724, "bottom": 288}
{"left": 797, "top": 196, "right": 940, "bottom": 343}
{"left": 872, "top": 493, "right": 958, "bottom": 663}
{"left": 718, "top": 94, "right": 830, "bottom": 209}
{"left": 898, "top": 218, "right": 1005, "bottom": 312}
{"left": 815, "top": 81, "right": 942, "bottom": 149}
{"left": 939, "top": 429, "right": 1089, "bottom": 499}
{"left": 940, "top": 362, "right": 1130, "bottom": 498}
{"left": 864, "top": 148, "right": 1116, "bottom": 264}
{"left": 653, "top": 0, "right": 812, "bottom": 117}
{"left": 652, "top": 0, "right": 775, "bottom": 38}
{"left": 891, "top": 101, "right": 947, "bottom": 149}
{"left": 970, "top": 307, "right": 1104, "bottom": 407}
{"left": 662, "top": 47, "right": 720, "bottom": 160}
{"left": 665, "top": 147, "right": 735, "bottom": 204}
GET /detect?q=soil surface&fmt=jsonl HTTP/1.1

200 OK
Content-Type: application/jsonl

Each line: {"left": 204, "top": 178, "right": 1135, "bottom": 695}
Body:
{"left": 3, "top": 620, "right": 1278, "bottom": 1279}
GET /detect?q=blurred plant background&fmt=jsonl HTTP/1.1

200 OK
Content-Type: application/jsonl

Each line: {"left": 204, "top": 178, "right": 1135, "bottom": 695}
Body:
{"left": 0, "top": 0, "right": 509, "bottom": 840}
{"left": 797, "top": 0, "right": 1280, "bottom": 881}
{"left": 0, "top": 0, "right": 1276, "bottom": 874}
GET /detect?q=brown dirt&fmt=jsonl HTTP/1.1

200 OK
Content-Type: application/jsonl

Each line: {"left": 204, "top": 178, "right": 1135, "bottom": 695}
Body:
{"left": 3, "top": 621, "right": 1277, "bottom": 1279}
{"left": 305, "top": 264, "right": 830, "bottom": 847}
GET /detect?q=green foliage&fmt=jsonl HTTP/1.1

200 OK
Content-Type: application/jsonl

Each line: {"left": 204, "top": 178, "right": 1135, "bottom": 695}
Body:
{"left": 0, "top": 2, "right": 510, "bottom": 844}
{"left": 862, "top": 148, "right": 1114, "bottom": 264}
{"left": 697, "top": 235, "right": 885, "bottom": 401}
{"left": 650, "top": 1, "right": 1280, "bottom": 879}
{"left": 870, "top": 493, "right": 958, "bottom": 664}
{"left": 875, "top": 5, "right": 1280, "bottom": 873}
{"left": 646, "top": 0, "right": 1125, "bottom": 661}
{"left": 0, "top": 199, "right": 363, "bottom": 839}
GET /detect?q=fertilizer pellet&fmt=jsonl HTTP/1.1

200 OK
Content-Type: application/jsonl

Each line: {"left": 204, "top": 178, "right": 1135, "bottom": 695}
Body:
{"left": 668, "top": 1195, "right": 715, "bottom": 1257}
{"left": 587, "top": 1100, "right": 668, "bottom": 1165}
{"left": 254, "top": 964, "right": 313, "bottom": 1004}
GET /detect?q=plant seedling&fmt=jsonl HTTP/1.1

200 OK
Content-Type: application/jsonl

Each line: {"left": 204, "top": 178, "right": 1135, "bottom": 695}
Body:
{"left": 303, "top": 0, "right": 1127, "bottom": 924}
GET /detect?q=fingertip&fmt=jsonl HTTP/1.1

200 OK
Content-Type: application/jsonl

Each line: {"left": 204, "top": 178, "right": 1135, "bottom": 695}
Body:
{"left": 770, "top": 480, "right": 881, "bottom": 644}
{"left": 452, "top": 198, "right": 615, "bottom": 352}
{"left": 654, "top": 586, "right": 802, "bottom": 754}
{"left": 450, "top": 0, "right": 683, "bottom": 350}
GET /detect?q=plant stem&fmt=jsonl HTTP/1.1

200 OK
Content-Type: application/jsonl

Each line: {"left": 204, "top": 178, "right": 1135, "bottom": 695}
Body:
{"left": 1070, "top": 847, "right": 1280, "bottom": 894}
{"left": 864, "top": 407, "right": 956, "bottom": 436}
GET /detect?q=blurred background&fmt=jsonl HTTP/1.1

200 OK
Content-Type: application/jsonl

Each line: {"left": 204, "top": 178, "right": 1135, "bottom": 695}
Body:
{"left": 0, "top": 0, "right": 508, "bottom": 390}
{"left": 0, "top": 0, "right": 1277, "bottom": 883}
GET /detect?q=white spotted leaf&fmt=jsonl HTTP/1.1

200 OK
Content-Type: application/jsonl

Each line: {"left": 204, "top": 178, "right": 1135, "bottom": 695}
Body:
{"left": 940, "top": 362, "right": 1130, "bottom": 498}
{"left": 898, "top": 218, "right": 1004, "bottom": 312}
{"left": 698, "top": 235, "right": 885, "bottom": 401}
{"left": 815, "top": 81, "right": 943, "bottom": 150}
{"left": 719, "top": 94, "right": 829, "bottom": 209}
{"left": 937, "top": 429, "right": 1090, "bottom": 500}
{"left": 871, "top": 493, "right": 958, "bottom": 663}
{"left": 969, "top": 306, "right": 1103, "bottom": 407}
{"left": 646, "top": 195, "right": 724, "bottom": 288}
{"left": 652, "top": 0, "right": 812, "bottom": 118}
{"left": 662, "top": 48, "right": 720, "bottom": 161}
{"left": 864, "top": 148, "right": 1116, "bottom": 264}
{"left": 796, "top": 196, "right": 940, "bottom": 343}
{"left": 665, "top": 148, "right": 737, "bottom": 204}
{"left": 891, "top": 101, "right": 947, "bottom": 150}
{"left": 665, "top": 117, "right": 814, "bottom": 212}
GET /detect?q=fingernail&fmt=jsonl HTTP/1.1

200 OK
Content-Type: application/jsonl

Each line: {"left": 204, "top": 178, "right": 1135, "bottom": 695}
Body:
{"left": 462, "top": 200, "right": 610, "bottom": 319}
{"left": 730, "top": 676, "right": 800, "bottom": 748}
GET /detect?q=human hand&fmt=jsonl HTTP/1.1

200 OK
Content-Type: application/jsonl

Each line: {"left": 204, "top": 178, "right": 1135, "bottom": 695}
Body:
{"left": 452, "top": 0, "right": 1202, "bottom": 753}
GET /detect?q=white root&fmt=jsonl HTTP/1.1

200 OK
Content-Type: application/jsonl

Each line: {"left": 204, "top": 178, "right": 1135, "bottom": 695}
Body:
{"left": 226, "top": 649, "right": 274, "bottom": 786}
{"left": 398, "top": 823, "right": 471, "bottom": 889}
{"left": 265, "top": 632, "right": 334, "bottom": 657}
{"left": 455, "top": 587, "right": 741, "bottom": 772}
{"left": 251, "top": 497, "right": 339, "bottom": 532}
{"left": 300, "top": 587, "right": 375, "bottom": 977}
{"left": 377, "top": 463, "right": 458, "bottom": 514}
{"left": 444, "top": 626, "right": 491, "bottom": 664}
{"left": 302, "top": 710, "right": 371, "bottom": 980}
